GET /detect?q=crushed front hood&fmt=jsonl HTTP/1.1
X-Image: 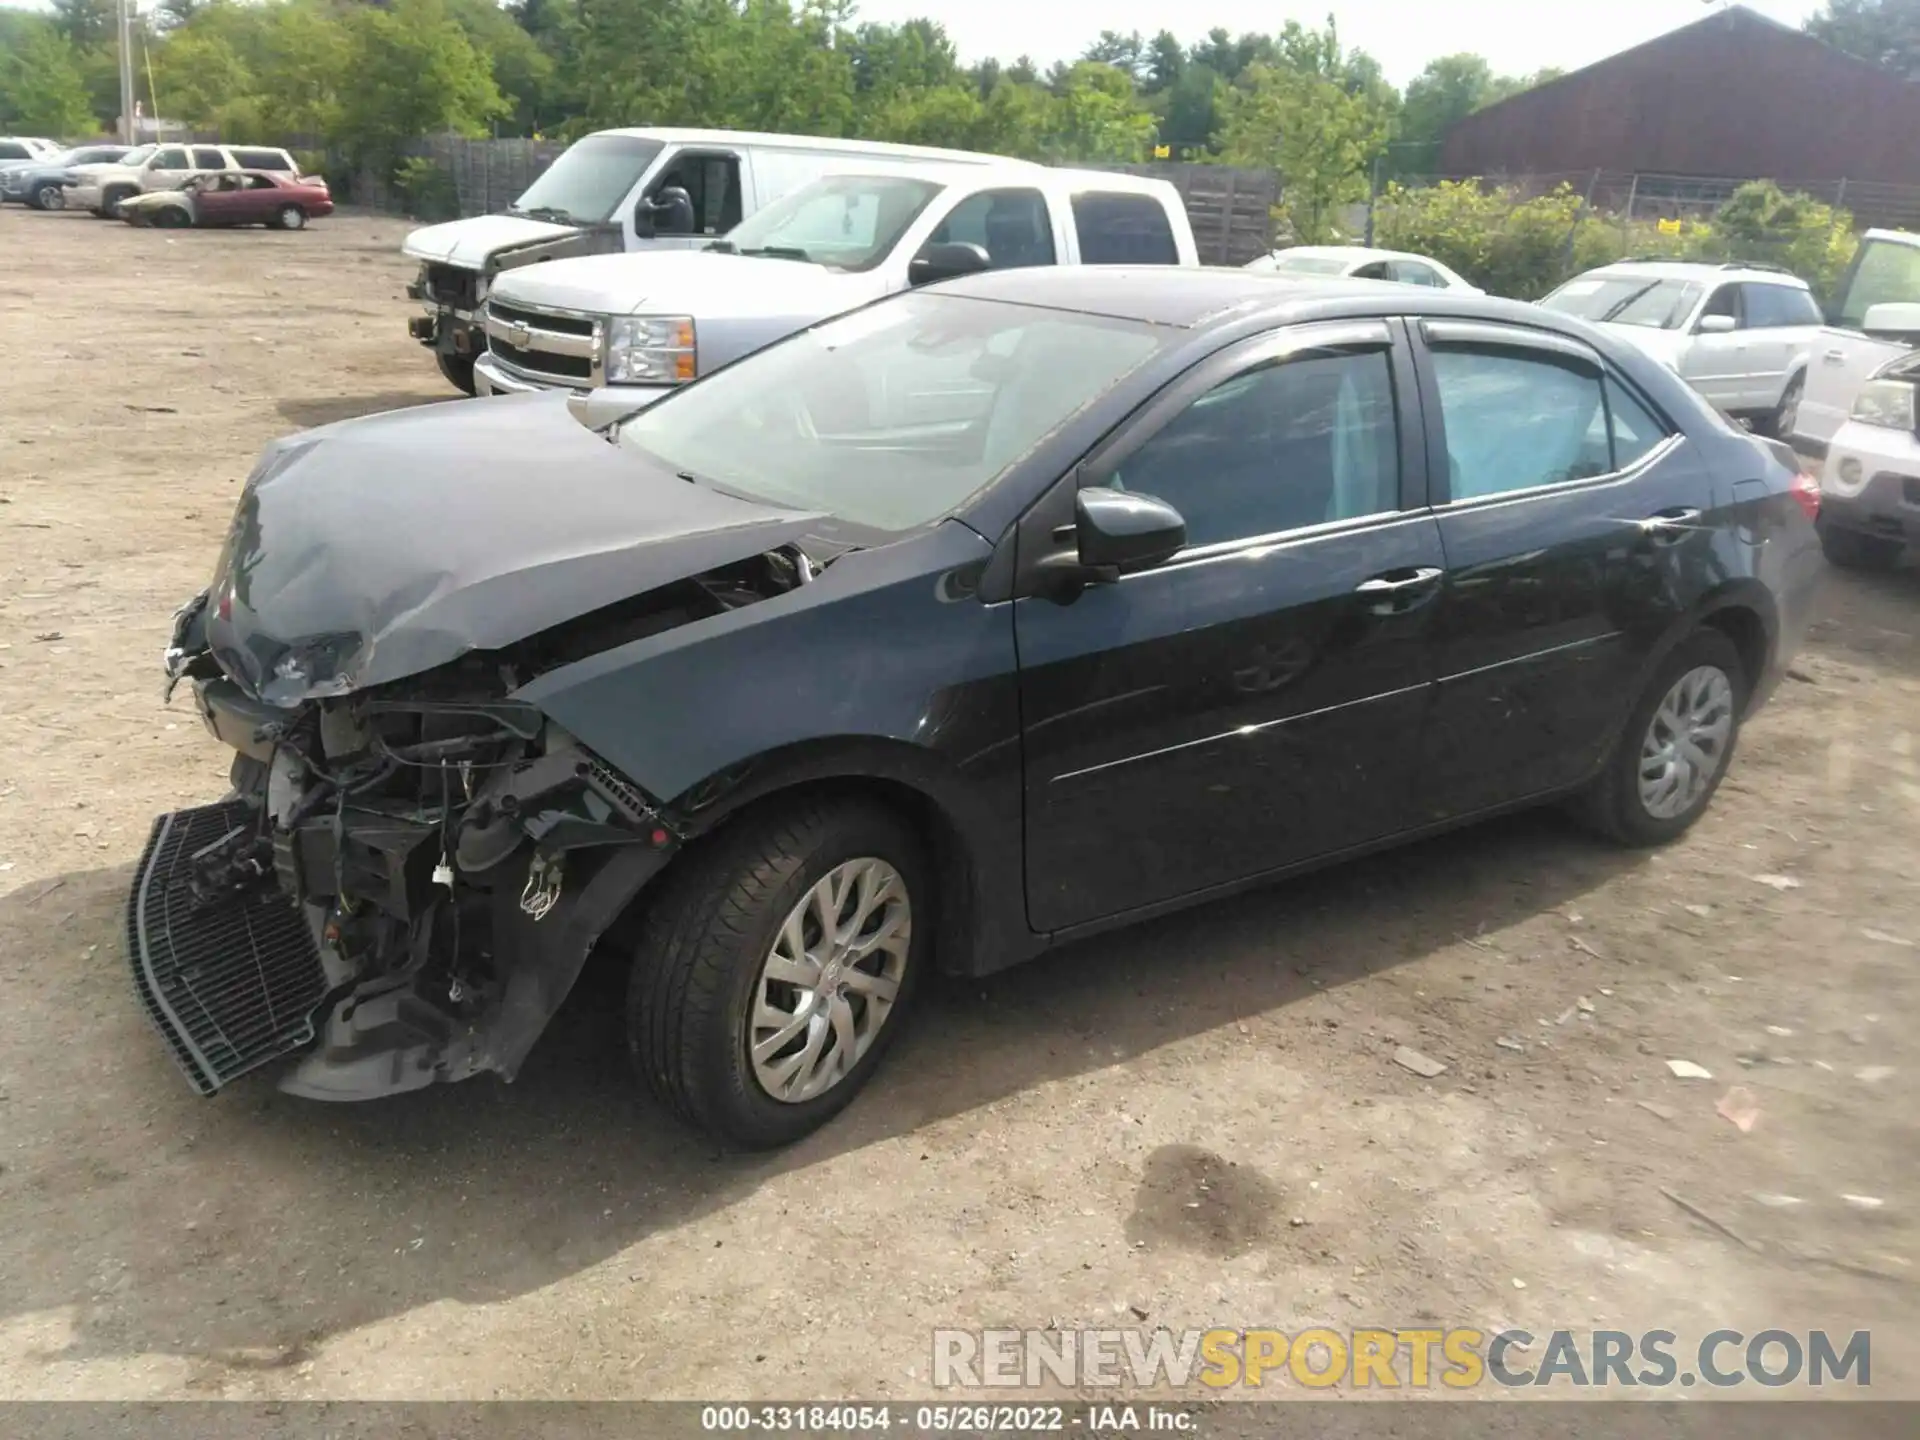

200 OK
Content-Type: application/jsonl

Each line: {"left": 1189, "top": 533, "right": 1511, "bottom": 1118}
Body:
{"left": 402, "top": 214, "right": 581, "bottom": 269}
{"left": 204, "top": 392, "right": 825, "bottom": 705}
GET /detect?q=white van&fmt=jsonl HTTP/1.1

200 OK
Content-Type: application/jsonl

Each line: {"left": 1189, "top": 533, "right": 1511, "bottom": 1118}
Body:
{"left": 402, "top": 128, "right": 1041, "bottom": 393}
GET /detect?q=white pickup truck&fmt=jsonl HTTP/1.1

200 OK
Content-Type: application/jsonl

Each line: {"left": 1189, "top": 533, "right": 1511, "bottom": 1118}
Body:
{"left": 474, "top": 163, "right": 1199, "bottom": 428}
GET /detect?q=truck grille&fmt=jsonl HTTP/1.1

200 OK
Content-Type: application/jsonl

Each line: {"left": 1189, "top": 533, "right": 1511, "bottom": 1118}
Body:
{"left": 484, "top": 298, "right": 603, "bottom": 388}
{"left": 125, "top": 802, "right": 328, "bottom": 1096}
{"left": 424, "top": 263, "right": 480, "bottom": 311}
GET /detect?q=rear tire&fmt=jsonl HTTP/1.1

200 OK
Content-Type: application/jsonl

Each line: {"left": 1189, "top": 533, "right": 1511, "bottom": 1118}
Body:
{"left": 1576, "top": 629, "right": 1747, "bottom": 847}
{"left": 274, "top": 204, "right": 306, "bottom": 231}
{"left": 1818, "top": 521, "right": 1904, "bottom": 571}
{"left": 435, "top": 352, "right": 478, "bottom": 395}
{"left": 626, "top": 796, "right": 928, "bottom": 1149}
{"left": 99, "top": 185, "right": 134, "bottom": 219}
{"left": 31, "top": 184, "right": 64, "bottom": 211}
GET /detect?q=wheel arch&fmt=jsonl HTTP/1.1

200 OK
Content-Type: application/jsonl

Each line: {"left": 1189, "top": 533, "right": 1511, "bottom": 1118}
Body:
{"left": 1631, "top": 580, "right": 1778, "bottom": 721}
{"left": 657, "top": 736, "right": 1036, "bottom": 979}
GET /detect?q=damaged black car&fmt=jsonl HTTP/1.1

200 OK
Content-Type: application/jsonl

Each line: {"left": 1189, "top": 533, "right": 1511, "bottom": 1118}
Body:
{"left": 134, "top": 269, "right": 1819, "bottom": 1147}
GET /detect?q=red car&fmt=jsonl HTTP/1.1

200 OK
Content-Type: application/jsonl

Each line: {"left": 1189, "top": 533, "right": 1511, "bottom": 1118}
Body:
{"left": 123, "top": 170, "right": 334, "bottom": 230}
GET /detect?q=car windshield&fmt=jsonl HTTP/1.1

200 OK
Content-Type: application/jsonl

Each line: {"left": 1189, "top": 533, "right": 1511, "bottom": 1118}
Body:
{"left": 1541, "top": 276, "right": 1704, "bottom": 329}
{"left": 1834, "top": 236, "right": 1920, "bottom": 328}
{"left": 510, "top": 134, "right": 663, "bottom": 225}
{"left": 616, "top": 293, "right": 1167, "bottom": 532}
{"left": 1268, "top": 255, "right": 1352, "bottom": 275}
{"left": 716, "top": 174, "right": 944, "bottom": 271}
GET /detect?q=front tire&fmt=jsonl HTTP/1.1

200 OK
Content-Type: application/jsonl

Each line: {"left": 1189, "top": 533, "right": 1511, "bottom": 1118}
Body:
{"left": 1770, "top": 372, "right": 1804, "bottom": 439}
{"left": 627, "top": 796, "right": 928, "bottom": 1149}
{"left": 99, "top": 185, "right": 134, "bottom": 219}
{"left": 31, "top": 183, "right": 64, "bottom": 211}
{"left": 1818, "top": 520, "right": 1904, "bottom": 571}
{"left": 435, "top": 352, "right": 478, "bottom": 395}
{"left": 1577, "top": 629, "right": 1746, "bottom": 846}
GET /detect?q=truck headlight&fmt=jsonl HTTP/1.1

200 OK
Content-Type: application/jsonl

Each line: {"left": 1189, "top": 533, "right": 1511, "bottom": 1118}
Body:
{"left": 1850, "top": 379, "right": 1917, "bottom": 432}
{"left": 606, "top": 315, "right": 696, "bottom": 384}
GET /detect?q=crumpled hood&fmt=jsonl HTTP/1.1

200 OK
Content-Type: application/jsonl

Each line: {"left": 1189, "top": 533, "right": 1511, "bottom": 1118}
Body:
{"left": 489, "top": 249, "right": 884, "bottom": 319}
{"left": 402, "top": 214, "right": 581, "bottom": 269}
{"left": 204, "top": 392, "right": 825, "bottom": 706}
{"left": 121, "top": 190, "right": 181, "bottom": 210}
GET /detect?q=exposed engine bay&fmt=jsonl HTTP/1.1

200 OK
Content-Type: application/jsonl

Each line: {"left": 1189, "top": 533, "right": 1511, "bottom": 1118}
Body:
{"left": 134, "top": 546, "right": 814, "bottom": 1101}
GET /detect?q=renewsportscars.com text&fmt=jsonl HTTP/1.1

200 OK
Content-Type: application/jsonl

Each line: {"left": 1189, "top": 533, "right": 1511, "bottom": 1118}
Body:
{"left": 931, "top": 1327, "right": 1871, "bottom": 1390}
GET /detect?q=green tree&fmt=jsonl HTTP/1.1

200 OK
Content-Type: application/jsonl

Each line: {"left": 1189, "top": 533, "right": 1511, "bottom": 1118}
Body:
{"left": 1217, "top": 59, "right": 1391, "bottom": 244}
{"left": 1039, "top": 61, "right": 1153, "bottom": 164}
{"left": 1807, "top": 0, "right": 1920, "bottom": 78}
{"left": 335, "top": 0, "right": 504, "bottom": 173}
{"left": 0, "top": 16, "right": 96, "bottom": 135}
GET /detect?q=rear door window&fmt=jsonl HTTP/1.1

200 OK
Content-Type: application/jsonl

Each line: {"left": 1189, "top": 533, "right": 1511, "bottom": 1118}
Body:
{"left": 1070, "top": 192, "right": 1178, "bottom": 265}
{"left": 233, "top": 148, "right": 291, "bottom": 172}
{"left": 191, "top": 147, "right": 226, "bottom": 170}
{"left": 1428, "top": 344, "right": 1615, "bottom": 500}
{"left": 1393, "top": 260, "right": 1447, "bottom": 287}
{"left": 1742, "top": 282, "right": 1822, "bottom": 328}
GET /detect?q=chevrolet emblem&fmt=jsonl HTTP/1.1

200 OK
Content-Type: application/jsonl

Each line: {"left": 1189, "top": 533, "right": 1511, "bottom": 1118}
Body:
{"left": 506, "top": 323, "right": 531, "bottom": 348}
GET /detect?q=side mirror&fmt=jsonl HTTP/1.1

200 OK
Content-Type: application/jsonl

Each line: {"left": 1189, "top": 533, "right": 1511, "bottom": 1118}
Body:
{"left": 1697, "top": 314, "right": 1738, "bottom": 335}
{"left": 632, "top": 200, "right": 655, "bottom": 240}
{"left": 1070, "top": 486, "right": 1186, "bottom": 577}
{"left": 1862, "top": 301, "right": 1920, "bottom": 338}
{"left": 909, "top": 241, "right": 991, "bottom": 287}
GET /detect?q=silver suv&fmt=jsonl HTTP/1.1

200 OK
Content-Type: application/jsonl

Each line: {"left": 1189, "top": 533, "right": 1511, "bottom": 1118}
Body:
{"left": 1540, "top": 260, "right": 1825, "bottom": 435}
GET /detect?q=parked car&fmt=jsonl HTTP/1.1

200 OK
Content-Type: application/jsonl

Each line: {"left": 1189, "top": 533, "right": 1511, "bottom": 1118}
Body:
{"left": 140, "top": 268, "right": 1821, "bottom": 1147}
{"left": 405, "top": 126, "right": 1047, "bottom": 395}
{"left": 0, "top": 137, "right": 59, "bottom": 165}
{"left": 1812, "top": 347, "right": 1920, "bottom": 570}
{"left": 1539, "top": 260, "right": 1823, "bottom": 435}
{"left": 1243, "top": 244, "right": 1481, "bottom": 292}
{"left": 1, "top": 143, "right": 130, "bottom": 209}
{"left": 63, "top": 142, "right": 301, "bottom": 218}
{"left": 475, "top": 163, "right": 1198, "bottom": 427}
{"left": 119, "top": 170, "right": 333, "bottom": 229}
{"left": 1790, "top": 227, "right": 1920, "bottom": 456}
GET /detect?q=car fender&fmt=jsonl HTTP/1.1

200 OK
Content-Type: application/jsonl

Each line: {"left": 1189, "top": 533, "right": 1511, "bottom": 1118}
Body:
{"left": 1622, "top": 577, "right": 1779, "bottom": 729}
{"left": 515, "top": 519, "right": 1035, "bottom": 973}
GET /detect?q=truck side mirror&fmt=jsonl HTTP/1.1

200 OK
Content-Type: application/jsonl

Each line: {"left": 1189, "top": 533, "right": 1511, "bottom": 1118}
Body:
{"left": 633, "top": 198, "right": 655, "bottom": 240}
{"left": 909, "top": 241, "right": 991, "bottom": 287}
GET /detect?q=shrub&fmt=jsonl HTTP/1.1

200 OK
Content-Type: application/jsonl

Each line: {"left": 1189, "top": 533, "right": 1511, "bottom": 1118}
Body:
{"left": 1373, "top": 181, "right": 1589, "bottom": 300}
{"left": 393, "top": 155, "right": 459, "bottom": 221}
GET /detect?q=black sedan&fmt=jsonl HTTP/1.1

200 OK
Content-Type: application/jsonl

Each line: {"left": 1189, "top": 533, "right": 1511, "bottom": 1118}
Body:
{"left": 140, "top": 268, "right": 1823, "bottom": 1147}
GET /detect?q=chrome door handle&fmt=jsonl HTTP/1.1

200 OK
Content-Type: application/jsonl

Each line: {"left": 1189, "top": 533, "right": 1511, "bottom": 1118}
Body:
{"left": 1355, "top": 567, "right": 1444, "bottom": 594}
{"left": 1639, "top": 508, "right": 1704, "bottom": 543}
{"left": 1823, "top": 349, "right": 1847, "bottom": 363}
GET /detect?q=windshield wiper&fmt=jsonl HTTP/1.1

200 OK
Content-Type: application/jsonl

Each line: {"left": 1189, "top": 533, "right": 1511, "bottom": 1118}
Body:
{"left": 739, "top": 245, "right": 813, "bottom": 262}
{"left": 513, "top": 204, "right": 577, "bottom": 224}
{"left": 1597, "top": 281, "right": 1662, "bottom": 323}
{"left": 704, "top": 239, "right": 737, "bottom": 253}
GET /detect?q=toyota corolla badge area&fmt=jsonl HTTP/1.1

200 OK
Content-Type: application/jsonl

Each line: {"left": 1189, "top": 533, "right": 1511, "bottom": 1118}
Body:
{"left": 135, "top": 271, "right": 1821, "bottom": 1148}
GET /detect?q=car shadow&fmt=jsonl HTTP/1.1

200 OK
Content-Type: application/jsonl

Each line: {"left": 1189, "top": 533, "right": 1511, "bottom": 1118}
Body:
{"left": 275, "top": 392, "right": 449, "bottom": 430}
{"left": 0, "top": 808, "right": 1644, "bottom": 1366}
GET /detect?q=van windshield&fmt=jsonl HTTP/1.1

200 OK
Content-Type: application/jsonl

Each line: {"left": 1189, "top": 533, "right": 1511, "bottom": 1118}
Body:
{"left": 717, "top": 174, "right": 944, "bottom": 271}
{"left": 1834, "top": 237, "right": 1920, "bottom": 329}
{"left": 511, "top": 135, "right": 663, "bottom": 225}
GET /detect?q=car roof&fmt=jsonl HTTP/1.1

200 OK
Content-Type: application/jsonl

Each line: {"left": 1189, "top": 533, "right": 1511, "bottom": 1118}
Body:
{"left": 936, "top": 265, "right": 1552, "bottom": 330}
{"left": 1586, "top": 259, "right": 1810, "bottom": 288}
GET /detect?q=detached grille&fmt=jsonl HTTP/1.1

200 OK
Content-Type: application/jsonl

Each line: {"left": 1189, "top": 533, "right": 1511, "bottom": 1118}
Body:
{"left": 125, "top": 802, "right": 327, "bottom": 1096}
{"left": 424, "top": 263, "right": 480, "bottom": 311}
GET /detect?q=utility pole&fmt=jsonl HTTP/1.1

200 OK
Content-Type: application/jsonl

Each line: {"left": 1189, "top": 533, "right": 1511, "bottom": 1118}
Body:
{"left": 118, "top": 0, "right": 138, "bottom": 144}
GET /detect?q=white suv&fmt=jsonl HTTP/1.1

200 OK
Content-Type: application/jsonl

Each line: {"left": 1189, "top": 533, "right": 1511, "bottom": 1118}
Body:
{"left": 1540, "top": 260, "right": 1824, "bottom": 434}
{"left": 64, "top": 142, "right": 300, "bottom": 218}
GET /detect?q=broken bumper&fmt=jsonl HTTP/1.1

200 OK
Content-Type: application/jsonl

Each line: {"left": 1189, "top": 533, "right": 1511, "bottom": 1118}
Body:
{"left": 125, "top": 800, "right": 328, "bottom": 1095}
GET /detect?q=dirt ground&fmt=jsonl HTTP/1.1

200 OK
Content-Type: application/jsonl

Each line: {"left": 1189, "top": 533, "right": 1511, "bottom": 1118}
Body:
{"left": 0, "top": 208, "right": 1917, "bottom": 1405}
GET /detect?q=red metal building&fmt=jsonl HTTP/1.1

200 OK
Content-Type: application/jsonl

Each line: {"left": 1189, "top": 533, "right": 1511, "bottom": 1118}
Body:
{"left": 1440, "top": 6, "right": 1920, "bottom": 191}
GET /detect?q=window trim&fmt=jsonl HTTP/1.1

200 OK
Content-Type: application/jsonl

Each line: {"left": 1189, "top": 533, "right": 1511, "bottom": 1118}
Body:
{"left": 1002, "top": 319, "right": 1422, "bottom": 601}
{"left": 1412, "top": 320, "right": 1682, "bottom": 510}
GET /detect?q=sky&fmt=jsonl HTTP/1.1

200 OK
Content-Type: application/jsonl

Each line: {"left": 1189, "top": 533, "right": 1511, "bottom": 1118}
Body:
{"left": 0, "top": 0, "right": 1832, "bottom": 88}
{"left": 852, "top": 0, "right": 1827, "bottom": 86}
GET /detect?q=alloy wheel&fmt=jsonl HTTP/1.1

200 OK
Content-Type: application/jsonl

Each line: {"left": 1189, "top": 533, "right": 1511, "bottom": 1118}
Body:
{"left": 1637, "top": 665, "right": 1735, "bottom": 819}
{"left": 748, "top": 857, "right": 911, "bottom": 1104}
